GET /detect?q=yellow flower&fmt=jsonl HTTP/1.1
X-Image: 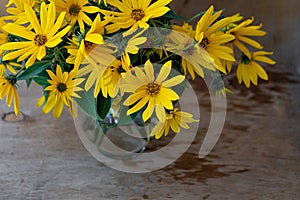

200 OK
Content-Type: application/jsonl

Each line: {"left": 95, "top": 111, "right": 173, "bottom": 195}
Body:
{"left": 38, "top": 65, "right": 84, "bottom": 118}
{"left": 150, "top": 108, "right": 198, "bottom": 139}
{"left": 167, "top": 24, "right": 216, "bottom": 79}
{"left": 195, "top": 6, "right": 236, "bottom": 73}
{"left": 0, "top": 2, "right": 71, "bottom": 67}
{"left": 74, "top": 43, "right": 116, "bottom": 97}
{"left": 0, "top": 18, "right": 8, "bottom": 47}
{"left": 0, "top": 74, "right": 20, "bottom": 115}
{"left": 68, "top": 14, "right": 107, "bottom": 70}
{"left": 102, "top": 0, "right": 172, "bottom": 35}
{"left": 0, "top": 60, "right": 22, "bottom": 74}
{"left": 0, "top": 19, "right": 22, "bottom": 74}
{"left": 122, "top": 60, "right": 185, "bottom": 123}
{"left": 101, "top": 53, "right": 133, "bottom": 98}
{"left": 110, "top": 30, "right": 147, "bottom": 56}
{"left": 227, "top": 17, "right": 266, "bottom": 59}
{"left": 53, "top": 0, "right": 100, "bottom": 31}
{"left": 121, "top": 33, "right": 147, "bottom": 55}
{"left": 172, "top": 22, "right": 195, "bottom": 38}
{"left": 237, "top": 51, "right": 276, "bottom": 88}
{"left": 5, "top": 0, "right": 36, "bottom": 25}
{"left": 221, "top": 43, "right": 235, "bottom": 73}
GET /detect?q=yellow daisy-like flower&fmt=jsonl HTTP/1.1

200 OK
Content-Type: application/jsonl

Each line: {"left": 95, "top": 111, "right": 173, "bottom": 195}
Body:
{"left": 5, "top": 0, "right": 36, "bottom": 25}
{"left": 121, "top": 33, "right": 147, "bottom": 55}
{"left": 227, "top": 17, "right": 266, "bottom": 59}
{"left": 150, "top": 108, "right": 199, "bottom": 139}
{"left": 110, "top": 30, "right": 147, "bottom": 56}
{"left": 195, "top": 6, "right": 236, "bottom": 73}
{"left": 74, "top": 43, "right": 116, "bottom": 96}
{"left": 237, "top": 51, "right": 276, "bottom": 88}
{"left": 38, "top": 65, "right": 84, "bottom": 118}
{"left": 0, "top": 74, "right": 20, "bottom": 115}
{"left": 53, "top": 0, "right": 100, "bottom": 31}
{"left": 68, "top": 14, "right": 107, "bottom": 70}
{"left": 172, "top": 22, "right": 195, "bottom": 38}
{"left": 103, "top": 0, "right": 172, "bottom": 35}
{"left": 0, "top": 59, "right": 22, "bottom": 75}
{"left": 167, "top": 24, "right": 216, "bottom": 79}
{"left": 122, "top": 60, "right": 185, "bottom": 123}
{"left": 101, "top": 53, "right": 133, "bottom": 98}
{"left": 0, "top": 2, "right": 71, "bottom": 68}
{"left": 0, "top": 19, "right": 22, "bottom": 74}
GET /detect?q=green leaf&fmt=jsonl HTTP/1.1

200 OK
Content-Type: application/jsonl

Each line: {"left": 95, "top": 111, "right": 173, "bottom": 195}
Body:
{"left": 97, "top": 92, "right": 111, "bottom": 119}
{"left": 33, "top": 76, "right": 49, "bottom": 87}
{"left": 17, "top": 61, "right": 52, "bottom": 81}
{"left": 75, "top": 89, "right": 99, "bottom": 120}
{"left": 25, "top": 78, "right": 32, "bottom": 88}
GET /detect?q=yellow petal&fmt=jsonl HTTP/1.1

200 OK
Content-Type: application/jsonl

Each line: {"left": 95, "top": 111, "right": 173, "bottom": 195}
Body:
{"left": 254, "top": 55, "right": 276, "bottom": 65}
{"left": 3, "top": 23, "right": 35, "bottom": 40}
{"left": 142, "top": 98, "right": 155, "bottom": 122}
{"left": 253, "top": 62, "right": 268, "bottom": 80}
{"left": 156, "top": 61, "right": 172, "bottom": 83}
{"left": 150, "top": 122, "right": 164, "bottom": 139}
{"left": 144, "top": 60, "right": 154, "bottom": 82}
{"left": 53, "top": 99, "right": 64, "bottom": 118}
{"left": 13, "top": 88, "right": 20, "bottom": 115}
{"left": 127, "top": 95, "right": 150, "bottom": 115}
{"left": 24, "top": 3, "right": 41, "bottom": 33}
{"left": 162, "top": 75, "right": 185, "bottom": 88}
{"left": 155, "top": 104, "right": 166, "bottom": 122}
{"left": 85, "top": 33, "right": 103, "bottom": 45}
{"left": 42, "top": 93, "right": 56, "bottom": 114}
{"left": 123, "top": 90, "right": 145, "bottom": 106}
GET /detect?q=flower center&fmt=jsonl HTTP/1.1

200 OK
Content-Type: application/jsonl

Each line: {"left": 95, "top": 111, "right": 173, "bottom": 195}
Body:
{"left": 57, "top": 83, "right": 67, "bottom": 92}
{"left": 146, "top": 82, "right": 161, "bottom": 96}
{"left": 34, "top": 34, "right": 47, "bottom": 46}
{"left": 200, "top": 37, "right": 210, "bottom": 48}
{"left": 84, "top": 41, "right": 95, "bottom": 51}
{"left": 69, "top": 4, "right": 81, "bottom": 16}
{"left": 131, "top": 9, "right": 145, "bottom": 21}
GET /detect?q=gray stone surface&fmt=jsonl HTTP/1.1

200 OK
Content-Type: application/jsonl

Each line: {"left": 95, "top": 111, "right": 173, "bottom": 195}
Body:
{"left": 0, "top": 66, "right": 299, "bottom": 200}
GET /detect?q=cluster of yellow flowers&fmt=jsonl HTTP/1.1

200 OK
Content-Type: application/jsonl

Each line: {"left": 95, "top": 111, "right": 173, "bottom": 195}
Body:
{"left": 0, "top": 0, "right": 275, "bottom": 139}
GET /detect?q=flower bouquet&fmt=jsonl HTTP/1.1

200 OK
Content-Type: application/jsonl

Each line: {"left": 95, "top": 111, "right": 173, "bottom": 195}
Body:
{"left": 0, "top": 0, "right": 275, "bottom": 142}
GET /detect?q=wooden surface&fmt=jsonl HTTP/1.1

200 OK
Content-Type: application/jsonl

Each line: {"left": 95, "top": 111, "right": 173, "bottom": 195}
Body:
{"left": 0, "top": 66, "right": 299, "bottom": 199}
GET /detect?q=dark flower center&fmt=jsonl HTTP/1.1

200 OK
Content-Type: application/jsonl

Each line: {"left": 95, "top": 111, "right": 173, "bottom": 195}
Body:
{"left": 34, "top": 34, "right": 47, "bottom": 46}
{"left": 200, "top": 37, "right": 210, "bottom": 48}
{"left": 57, "top": 83, "right": 67, "bottom": 92}
{"left": 84, "top": 41, "right": 95, "bottom": 50}
{"left": 146, "top": 82, "right": 161, "bottom": 96}
{"left": 131, "top": 9, "right": 145, "bottom": 21}
{"left": 69, "top": 4, "right": 81, "bottom": 16}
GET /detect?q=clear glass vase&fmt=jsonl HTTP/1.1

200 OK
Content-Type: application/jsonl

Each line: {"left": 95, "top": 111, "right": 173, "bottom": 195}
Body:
{"left": 74, "top": 104, "right": 151, "bottom": 160}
